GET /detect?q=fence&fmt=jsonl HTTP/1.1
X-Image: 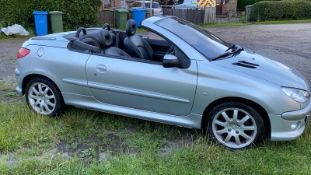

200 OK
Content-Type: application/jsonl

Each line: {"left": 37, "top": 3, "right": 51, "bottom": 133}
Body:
{"left": 99, "top": 7, "right": 216, "bottom": 26}
{"left": 99, "top": 9, "right": 115, "bottom": 26}
{"left": 203, "top": 7, "right": 216, "bottom": 23}
{"left": 163, "top": 7, "right": 216, "bottom": 24}
{"left": 163, "top": 8, "right": 204, "bottom": 24}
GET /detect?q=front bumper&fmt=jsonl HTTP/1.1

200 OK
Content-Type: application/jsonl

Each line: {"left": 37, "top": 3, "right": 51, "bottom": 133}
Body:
{"left": 282, "top": 101, "right": 311, "bottom": 120}
{"left": 270, "top": 114, "right": 308, "bottom": 141}
{"left": 270, "top": 101, "right": 310, "bottom": 141}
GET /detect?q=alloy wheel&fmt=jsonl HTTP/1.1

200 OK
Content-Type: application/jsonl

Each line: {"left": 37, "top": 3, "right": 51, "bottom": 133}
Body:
{"left": 211, "top": 108, "right": 257, "bottom": 149}
{"left": 28, "top": 82, "right": 56, "bottom": 115}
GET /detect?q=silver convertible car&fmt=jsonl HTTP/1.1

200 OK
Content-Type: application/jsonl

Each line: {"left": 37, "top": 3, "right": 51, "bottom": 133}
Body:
{"left": 16, "top": 16, "right": 310, "bottom": 149}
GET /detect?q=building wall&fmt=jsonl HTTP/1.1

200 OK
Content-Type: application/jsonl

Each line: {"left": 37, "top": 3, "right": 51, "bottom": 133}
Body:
{"left": 216, "top": 0, "right": 237, "bottom": 16}
{"left": 102, "top": 0, "right": 121, "bottom": 8}
{"left": 224, "top": 0, "right": 237, "bottom": 16}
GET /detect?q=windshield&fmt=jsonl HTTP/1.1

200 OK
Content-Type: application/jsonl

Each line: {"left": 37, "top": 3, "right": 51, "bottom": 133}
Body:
{"left": 156, "top": 17, "right": 230, "bottom": 60}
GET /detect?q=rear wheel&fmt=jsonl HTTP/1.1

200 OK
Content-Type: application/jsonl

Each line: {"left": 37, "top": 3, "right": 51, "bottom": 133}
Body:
{"left": 25, "top": 77, "right": 63, "bottom": 116}
{"left": 206, "top": 102, "right": 264, "bottom": 149}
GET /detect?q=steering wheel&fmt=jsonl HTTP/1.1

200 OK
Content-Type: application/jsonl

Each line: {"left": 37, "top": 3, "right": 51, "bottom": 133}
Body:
{"left": 75, "top": 27, "right": 87, "bottom": 38}
{"left": 103, "top": 23, "right": 111, "bottom": 31}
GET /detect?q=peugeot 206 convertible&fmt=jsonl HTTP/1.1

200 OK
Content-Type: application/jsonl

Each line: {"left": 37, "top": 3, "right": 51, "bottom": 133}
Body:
{"left": 16, "top": 16, "right": 310, "bottom": 149}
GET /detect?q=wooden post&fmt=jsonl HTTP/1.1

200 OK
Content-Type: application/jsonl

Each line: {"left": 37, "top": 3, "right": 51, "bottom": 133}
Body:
{"left": 150, "top": 0, "right": 153, "bottom": 16}
{"left": 204, "top": 7, "right": 216, "bottom": 24}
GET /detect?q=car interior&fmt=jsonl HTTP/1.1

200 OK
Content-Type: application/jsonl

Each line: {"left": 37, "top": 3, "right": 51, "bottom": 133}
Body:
{"left": 66, "top": 19, "right": 190, "bottom": 68}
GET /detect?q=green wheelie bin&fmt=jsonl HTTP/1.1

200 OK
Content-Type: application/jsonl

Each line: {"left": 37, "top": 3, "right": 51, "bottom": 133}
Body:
{"left": 115, "top": 9, "right": 128, "bottom": 30}
{"left": 49, "top": 11, "right": 64, "bottom": 33}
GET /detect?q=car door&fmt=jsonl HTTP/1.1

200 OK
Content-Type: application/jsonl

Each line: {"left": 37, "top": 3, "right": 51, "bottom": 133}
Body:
{"left": 38, "top": 44, "right": 91, "bottom": 97}
{"left": 85, "top": 55, "right": 197, "bottom": 116}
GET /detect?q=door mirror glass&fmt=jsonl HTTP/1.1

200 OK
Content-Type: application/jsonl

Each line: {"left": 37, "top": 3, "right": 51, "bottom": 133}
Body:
{"left": 163, "top": 54, "right": 179, "bottom": 68}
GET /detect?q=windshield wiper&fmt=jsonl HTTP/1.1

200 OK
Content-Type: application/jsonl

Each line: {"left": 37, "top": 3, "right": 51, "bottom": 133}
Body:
{"left": 211, "top": 44, "right": 244, "bottom": 61}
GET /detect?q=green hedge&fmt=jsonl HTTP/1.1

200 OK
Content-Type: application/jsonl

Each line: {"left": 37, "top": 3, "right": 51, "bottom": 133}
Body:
{"left": 0, "top": 0, "right": 102, "bottom": 30}
{"left": 249, "top": 0, "right": 311, "bottom": 21}
{"left": 237, "top": 0, "right": 280, "bottom": 11}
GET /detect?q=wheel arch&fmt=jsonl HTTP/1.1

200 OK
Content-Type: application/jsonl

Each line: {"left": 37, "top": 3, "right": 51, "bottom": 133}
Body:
{"left": 22, "top": 74, "right": 62, "bottom": 100}
{"left": 201, "top": 97, "right": 271, "bottom": 138}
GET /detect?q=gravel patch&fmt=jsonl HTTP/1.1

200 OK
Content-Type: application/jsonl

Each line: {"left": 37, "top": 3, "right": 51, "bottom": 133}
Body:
{"left": 0, "top": 39, "right": 26, "bottom": 80}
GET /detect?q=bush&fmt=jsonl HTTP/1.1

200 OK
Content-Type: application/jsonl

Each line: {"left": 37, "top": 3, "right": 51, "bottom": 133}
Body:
{"left": 237, "top": 0, "right": 280, "bottom": 11}
{"left": 249, "top": 0, "right": 311, "bottom": 21}
{"left": 0, "top": 0, "right": 102, "bottom": 30}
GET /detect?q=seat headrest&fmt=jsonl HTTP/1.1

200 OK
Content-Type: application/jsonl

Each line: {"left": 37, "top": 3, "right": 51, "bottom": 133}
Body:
{"left": 98, "top": 29, "right": 113, "bottom": 48}
{"left": 126, "top": 19, "right": 136, "bottom": 36}
{"left": 79, "top": 29, "right": 113, "bottom": 49}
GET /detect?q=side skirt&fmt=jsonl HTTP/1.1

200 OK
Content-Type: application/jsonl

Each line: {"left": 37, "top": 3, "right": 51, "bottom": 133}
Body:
{"left": 63, "top": 93, "right": 202, "bottom": 129}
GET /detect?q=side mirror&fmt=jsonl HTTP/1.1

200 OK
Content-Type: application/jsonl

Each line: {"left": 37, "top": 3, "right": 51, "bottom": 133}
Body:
{"left": 163, "top": 54, "right": 179, "bottom": 68}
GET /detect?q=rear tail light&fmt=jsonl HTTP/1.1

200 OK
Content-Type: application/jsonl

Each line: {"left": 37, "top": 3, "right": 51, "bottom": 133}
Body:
{"left": 17, "top": 48, "right": 30, "bottom": 59}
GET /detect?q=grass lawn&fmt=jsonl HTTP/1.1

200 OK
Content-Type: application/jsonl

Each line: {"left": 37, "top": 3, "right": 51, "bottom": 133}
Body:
{"left": 0, "top": 33, "right": 32, "bottom": 41}
{"left": 0, "top": 80, "right": 310, "bottom": 175}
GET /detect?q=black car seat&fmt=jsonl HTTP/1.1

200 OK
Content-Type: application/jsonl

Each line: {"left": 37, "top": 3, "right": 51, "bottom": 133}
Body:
{"left": 123, "top": 19, "right": 153, "bottom": 59}
{"left": 81, "top": 29, "right": 130, "bottom": 57}
{"left": 80, "top": 34, "right": 101, "bottom": 49}
{"left": 100, "top": 30, "right": 130, "bottom": 57}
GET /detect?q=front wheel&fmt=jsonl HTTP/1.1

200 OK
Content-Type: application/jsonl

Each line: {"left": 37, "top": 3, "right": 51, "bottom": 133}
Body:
{"left": 25, "top": 77, "right": 64, "bottom": 116}
{"left": 206, "top": 102, "right": 265, "bottom": 149}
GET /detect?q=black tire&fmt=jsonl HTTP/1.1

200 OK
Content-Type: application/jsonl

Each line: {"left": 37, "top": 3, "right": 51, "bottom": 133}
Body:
{"left": 205, "top": 102, "right": 265, "bottom": 149}
{"left": 25, "top": 77, "right": 64, "bottom": 116}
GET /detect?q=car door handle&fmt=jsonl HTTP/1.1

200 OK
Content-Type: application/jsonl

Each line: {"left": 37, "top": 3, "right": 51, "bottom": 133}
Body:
{"left": 95, "top": 65, "right": 107, "bottom": 74}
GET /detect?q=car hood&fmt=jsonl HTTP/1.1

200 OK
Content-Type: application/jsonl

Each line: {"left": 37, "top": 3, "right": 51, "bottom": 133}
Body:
{"left": 213, "top": 51, "right": 310, "bottom": 91}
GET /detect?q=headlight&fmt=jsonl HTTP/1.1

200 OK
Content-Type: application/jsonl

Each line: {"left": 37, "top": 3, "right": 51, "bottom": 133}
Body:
{"left": 281, "top": 87, "right": 310, "bottom": 103}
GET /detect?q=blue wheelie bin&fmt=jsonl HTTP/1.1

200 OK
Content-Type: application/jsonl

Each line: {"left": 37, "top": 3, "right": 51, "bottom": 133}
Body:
{"left": 33, "top": 11, "right": 48, "bottom": 36}
{"left": 131, "top": 7, "right": 146, "bottom": 27}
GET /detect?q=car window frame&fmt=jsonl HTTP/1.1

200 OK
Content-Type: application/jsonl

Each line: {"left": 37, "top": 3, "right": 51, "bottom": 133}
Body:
{"left": 139, "top": 26, "right": 191, "bottom": 68}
